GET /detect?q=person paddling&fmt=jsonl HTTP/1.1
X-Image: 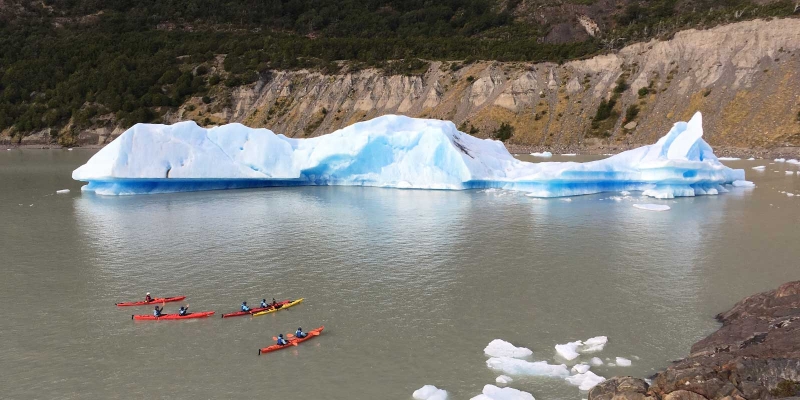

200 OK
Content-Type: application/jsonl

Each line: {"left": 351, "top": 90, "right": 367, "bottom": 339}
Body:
{"left": 271, "top": 298, "right": 278, "bottom": 307}
{"left": 241, "top": 302, "right": 251, "bottom": 312}
{"left": 178, "top": 306, "right": 189, "bottom": 316}
{"left": 153, "top": 305, "right": 163, "bottom": 317}
{"left": 260, "top": 299, "right": 268, "bottom": 308}
{"left": 145, "top": 292, "right": 153, "bottom": 303}
{"left": 295, "top": 327, "right": 307, "bottom": 338}
{"left": 276, "top": 334, "right": 288, "bottom": 346}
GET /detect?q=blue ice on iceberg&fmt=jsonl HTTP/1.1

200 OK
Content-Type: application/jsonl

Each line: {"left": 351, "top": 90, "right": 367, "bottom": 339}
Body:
{"left": 73, "top": 112, "right": 745, "bottom": 197}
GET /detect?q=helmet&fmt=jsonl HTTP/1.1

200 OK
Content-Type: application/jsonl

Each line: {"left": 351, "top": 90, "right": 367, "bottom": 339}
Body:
{"left": 262, "top": 299, "right": 266, "bottom": 302}
{"left": 243, "top": 301, "right": 247, "bottom": 304}
{"left": 279, "top": 334, "right": 283, "bottom": 337}
{"left": 146, "top": 292, "right": 150, "bottom": 295}
{"left": 297, "top": 327, "right": 302, "bottom": 330}
{"left": 154, "top": 306, "right": 159, "bottom": 309}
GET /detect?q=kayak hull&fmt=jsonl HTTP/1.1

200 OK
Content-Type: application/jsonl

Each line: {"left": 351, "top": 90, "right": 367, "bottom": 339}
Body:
{"left": 252, "top": 298, "right": 304, "bottom": 317}
{"left": 221, "top": 300, "right": 291, "bottom": 318}
{"left": 132, "top": 311, "right": 215, "bottom": 320}
{"left": 116, "top": 296, "right": 186, "bottom": 307}
{"left": 258, "top": 326, "right": 324, "bottom": 355}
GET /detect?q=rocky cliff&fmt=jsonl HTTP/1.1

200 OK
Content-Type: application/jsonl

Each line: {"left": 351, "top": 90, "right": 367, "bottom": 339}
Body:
{"left": 589, "top": 281, "right": 800, "bottom": 400}
{"left": 30, "top": 18, "right": 800, "bottom": 155}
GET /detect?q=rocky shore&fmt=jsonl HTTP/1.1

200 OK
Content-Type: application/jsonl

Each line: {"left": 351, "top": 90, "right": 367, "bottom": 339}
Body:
{"left": 589, "top": 281, "right": 800, "bottom": 400}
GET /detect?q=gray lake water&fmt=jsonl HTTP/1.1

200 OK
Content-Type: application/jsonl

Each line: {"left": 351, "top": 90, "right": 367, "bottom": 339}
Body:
{"left": 1, "top": 150, "right": 799, "bottom": 399}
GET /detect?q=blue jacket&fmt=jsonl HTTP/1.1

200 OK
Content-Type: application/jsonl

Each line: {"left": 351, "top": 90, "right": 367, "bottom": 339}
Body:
{"left": 277, "top": 337, "right": 287, "bottom": 345}
{"left": 153, "top": 309, "right": 161, "bottom": 317}
{"left": 295, "top": 330, "right": 306, "bottom": 338}
{"left": 260, "top": 301, "right": 268, "bottom": 308}
{"left": 241, "top": 304, "right": 250, "bottom": 312}
{"left": 179, "top": 308, "right": 187, "bottom": 316}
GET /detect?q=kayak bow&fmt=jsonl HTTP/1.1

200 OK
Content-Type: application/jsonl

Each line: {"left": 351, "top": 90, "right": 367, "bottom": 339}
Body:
{"left": 132, "top": 311, "right": 215, "bottom": 320}
{"left": 251, "top": 298, "right": 304, "bottom": 317}
{"left": 221, "top": 299, "right": 291, "bottom": 318}
{"left": 258, "top": 326, "right": 324, "bottom": 355}
{"left": 116, "top": 296, "right": 186, "bottom": 307}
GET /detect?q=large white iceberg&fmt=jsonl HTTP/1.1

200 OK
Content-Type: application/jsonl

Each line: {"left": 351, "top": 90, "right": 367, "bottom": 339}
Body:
{"left": 484, "top": 340, "right": 533, "bottom": 358}
{"left": 73, "top": 112, "right": 744, "bottom": 197}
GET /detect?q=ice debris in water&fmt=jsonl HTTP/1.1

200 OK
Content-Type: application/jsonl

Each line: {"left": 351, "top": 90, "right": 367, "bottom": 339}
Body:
{"left": 615, "top": 357, "right": 632, "bottom": 367}
{"left": 732, "top": 180, "right": 755, "bottom": 187}
{"left": 471, "top": 384, "right": 535, "bottom": 400}
{"left": 752, "top": 166, "right": 766, "bottom": 170}
{"left": 565, "top": 371, "right": 607, "bottom": 391}
{"left": 413, "top": 385, "right": 448, "bottom": 400}
{"left": 56, "top": 189, "right": 70, "bottom": 194}
{"left": 786, "top": 171, "right": 795, "bottom": 175}
{"left": 484, "top": 340, "right": 533, "bottom": 358}
{"left": 530, "top": 151, "right": 553, "bottom": 157}
{"left": 748, "top": 157, "right": 755, "bottom": 160}
{"left": 496, "top": 375, "right": 513, "bottom": 385}
{"left": 555, "top": 336, "right": 608, "bottom": 360}
{"left": 571, "top": 363, "right": 591, "bottom": 374}
{"left": 775, "top": 158, "right": 786, "bottom": 162}
{"left": 581, "top": 336, "right": 608, "bottom": 353}
{"left": 73, "top": 112, "right": 745, "bottom": 197}
{"left": 487, "top": 357, "right": 570, "bottom": 377}
{"left": 633, "top": 204, "right": 671, "bottom": 211}
{"left": 718, "top": 157, "right": 741, "bottom": 160}
{"left": 590, "top": 357, "right": 604, "bottom": 366}
{"left": 555, "top": 341, "right": 582, "bottom": 360}
{"left": 561, "top": 153, "right": 577, "bottom": 156}
{"left": 620, "top": 191, "right": 631, "bottom": 196}
{"left": 787, "top": 159, "right": 800, "bottom": 165}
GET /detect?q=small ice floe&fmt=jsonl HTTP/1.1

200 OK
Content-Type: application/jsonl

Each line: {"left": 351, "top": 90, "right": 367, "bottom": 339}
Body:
{"left": 555, "top": 341, "right": 582, "bottom": 360}
{"left": 718, "top": 157, "right": 740, "bottom": 161}
{"left": 748, "top": 157, "right": 755, "bottom": 160}
{"left": 607, "top": 363, "right": 616, "bottom": 367}
{"left": 775, "top": 158, "right": 786, "bottom": 162}
{"left": 786, "top": 171, "right": 795, "bottom": 175}
{"left": 788, "top": 193, "right": 796, "bottom": 197}
{"left": 752, "top": 166, "right": 766, "bottom": 170}
{"left": 531, "top": 152, "right": 553, "bottom": 158}
{"left": 620, "top": 191, "right": 631, "bottom": 196}
{"left": 581, "top": 337, "right": 608, "bottom": 353}
{"left": 413, "top": 385, "right": 448, "bottom": 400}
{"left": 486, "top": 357, "right": 569, "bottom": 377}
{"left": 471, "top": 384, "right": 534, "bottom": 400}
{"left": 615, "top": 357, "right": 632, "bottom": 367}
{"left": 555, "top": 336, "right": 608, "bottom": 360}
{"left": 495, "top": 375, "right": 513, "bottom": 385}
{"left": 484, "top": 340, "right": 533, "bottom": 358}
{"left": 67, "top": 148, "right": 73, "bottom": 151}
{"left": 561, "top": 153, "right": 577, "bottom": 156}
{"left": 56, "top": 189, "right": 70, "bottom": 194}
{"left": 571, "top": 363, "right": 591, "bottom": 374}
{"left": 732, "top": 180, "right": 755, "bottom": 187}
{"left": 633, "top": 204, "right": 671, "bottom": 211}
{"left": 787, "top": 159, "right": 800, "bottom": 165}
{"left": 565, "top": 371, "right": 606, "bottom": 391}
{"left": 590, "top": 357, "right": 604, "bottom": 366}
{"left": 561, "top": 198, "right": 573, "bottom": 202}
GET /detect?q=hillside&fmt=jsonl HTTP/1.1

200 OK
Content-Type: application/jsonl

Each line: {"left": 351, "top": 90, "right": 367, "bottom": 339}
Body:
{"left": 1, "top": 0, "right": 800, "bottom": 153}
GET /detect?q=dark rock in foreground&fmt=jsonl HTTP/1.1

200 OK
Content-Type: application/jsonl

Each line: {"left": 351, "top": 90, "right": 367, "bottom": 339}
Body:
{"left": 589, "top": 281, "right": 800, "bottom": 400}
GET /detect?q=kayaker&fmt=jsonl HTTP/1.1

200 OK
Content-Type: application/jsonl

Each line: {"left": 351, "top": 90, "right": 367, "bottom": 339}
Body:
{"left": 145, "top": 292, "right": 153, "bottom": 303}
{"left": 260, "top": 299, "right": 268, "bottom": 308}
{"left": 178, "top": 306, "right": 189, "bottom": 316}
{"left": 241, "top": 302, "right": 251, "bottom": 312}
{"left": 295, "top": 327, "right": 307, "bottom": 338}
{"left": 153, "top": 305, "right": 163, "bottom": 317}
{"left": 276, "top": 334, "right": 288, "bottom": 346}
{"left": 271, "top": 298, "right": 277, "bottom": 307}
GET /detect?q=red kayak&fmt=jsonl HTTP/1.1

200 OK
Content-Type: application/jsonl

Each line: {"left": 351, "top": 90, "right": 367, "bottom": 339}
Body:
{"left": 132, "top": 311, "right": 215, "bottom": 320}
{"left": 116, "top": 296, "right": 186, "bottom": 307}
{"left": 221, "top": 299, "right": 291, "bottom": 318}
{"left": 258, "top": 326, "right": 324, "bottom": 355}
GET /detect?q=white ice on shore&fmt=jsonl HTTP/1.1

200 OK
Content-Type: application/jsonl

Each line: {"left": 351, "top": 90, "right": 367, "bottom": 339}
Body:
{"left": 471, "top": 384, "right": 535, "bottom": 400}
{"left": 496, "top": 375, "right": 513, "bottom": 385}
{"left": 615, "top": 357, "right": 632, "bottom": 367}
{"left": 485, "top": 340, "right": 534, "bottom": 358}
{"left": 565, "top": 371, "right": 607, "bottom": 391}
{"left": 732, "top": 180, "right": 755, "bottom": 187}
{"left": 633, "top": 204, "right": 671, "bottom": 211}
{"left": 73, "top": 112, "right": 745, "bottom": 197}
{"left": 413, "top": 385, "right": 448, "bottom": 400}
{"left": 56, "top": 189, "right": 70, "bottom": 194}
{"left": 487, "top": 357, "right": 570, "bottom": 377}
{"left": 530, "top": 152, "right": 553, "bottom": 157}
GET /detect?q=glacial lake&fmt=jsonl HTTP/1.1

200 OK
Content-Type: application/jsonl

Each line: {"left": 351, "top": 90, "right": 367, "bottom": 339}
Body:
{"left": 1, "top": 150, "right": 798, "bottom": 399}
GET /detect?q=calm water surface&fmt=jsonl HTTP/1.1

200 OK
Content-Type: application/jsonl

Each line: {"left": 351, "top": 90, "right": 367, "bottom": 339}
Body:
{"left": 1, "top": 150, "right": 799, "bottom": 399}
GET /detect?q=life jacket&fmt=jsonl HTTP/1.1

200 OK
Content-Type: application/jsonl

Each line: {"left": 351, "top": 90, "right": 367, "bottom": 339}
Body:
{"left": 145, "top": 295, "right": 152, "bottom": 302}
{"left": 179, "top": 308, "right": 187, "bottom": 316}
{"left": 241, "top": 304, "right": 250, "bottom": 312}
{"left": 153, "top": 309, "right": 160, "bottom": 317}
{"left": 295, "top": 330, "right": 304, "bottom": 337}
{"left": 277, "top": 337, "right": 287, "bottom": 345}
{"left": 260, "top": 301, "right": 267, "bottom": 308}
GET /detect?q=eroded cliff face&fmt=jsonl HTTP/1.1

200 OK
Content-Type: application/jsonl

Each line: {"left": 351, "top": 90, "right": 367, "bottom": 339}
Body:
{"left": 80, "top": 18, "right": 800, "bottom": 153}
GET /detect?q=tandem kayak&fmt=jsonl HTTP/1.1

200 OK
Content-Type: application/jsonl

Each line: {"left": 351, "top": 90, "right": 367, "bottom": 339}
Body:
{"left": 251, "top": 298, "right": 304, "bottom": 317}
{"left": 132, "top": 311, "right": 215, "bottom": 320}
{"left": 116, "top": 296, "right": 186, "bottom": 307}
{"left": 221, "top": 300, "right": 291, "bottom": 318}
{"left": 258, "top": 326, "right": 324, "bottom": 355}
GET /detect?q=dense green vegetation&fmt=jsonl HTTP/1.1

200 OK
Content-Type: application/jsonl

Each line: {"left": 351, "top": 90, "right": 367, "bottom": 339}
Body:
{"left": 0, "top": 0, "right": 796, "bottom": 142}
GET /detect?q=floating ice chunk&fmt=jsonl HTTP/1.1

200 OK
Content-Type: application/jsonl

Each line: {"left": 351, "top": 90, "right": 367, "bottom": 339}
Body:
{"left": 788, "top": 193, "right": 795, "bottom": 197}
{"left": 561, "top": 153, "right": 577, "bottom": 156}
{"left": 471, "top": 384, "right": 535, "bottom": 400}
{"left": 607, "top": 363, "right": 616, "bottom": 367}
{"left": 487, "top": 357, "right": 570, "bottom": 377}
{"left": 495, "top": 375, "right": 513, "bottom": 385}
{"left": 732, "top": 180, "right": 755, "bottom": 187}
{"left": 67, "top": 148, "right": 73, "bottom": 151}
{"left": 718, "top": 157, "right": 740, "bottom": 160}
{"left": 530, "top": 152, "right": 553, "bottom": 157}
{"left": 56, "top": 189, "right": 70, "bottom": 194}
{"left": 484, "top": 340, "right": 533, "bottom": 358}
{"left": 580, "top": 336, "right": 608, "bottom": 353}
{"left": 752, "top": 166, "right": 766, "bottom": 170}
{"left": 413, "top": 385, "right": 448, "bottom": 400}
{"left": 555, "top": 341, "right": 582, "bottom": 361}
{"left": 615, "top": 357, "right": 632, "bottom": 367}
{"left": 571, "top": 363, "right": 591, "bottom": 374}
{"left": 565, "top": 371, "right": 606, "bottom": 391}
{"left": 775, "top": 158, "right": 786, "bottom": 162}
{"left": 633, "top": 204, "right": 671, "bottom": 211}
{"left": 590, "top": 357, "right": 604, "bottom": 366}
{"left": 633, "top": 355, "right": 640, "bottom": 360}
{"left": 561, "top": 198, "right": 573, "bottom": 202}
{"left": 748, "top": 157, "right": 755, "bottom": 160}
{"left": 786, "top": 171, "right": 795, "bottom": 175}
{"left": 787, "top": 159, "right": 800, "bottom": 165}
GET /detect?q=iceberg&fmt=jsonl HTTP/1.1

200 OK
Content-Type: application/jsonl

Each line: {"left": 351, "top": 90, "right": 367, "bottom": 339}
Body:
{"left": 486, "top": 357, "right": 570, "bottom": 377}
{"left": 73, "top": 112, "right": 744, "bottom": 197}
{"left": 471, "top": 384, "right": 535, "bottom": 400}
{"left": 615, "top": 357, "right": 632, "bottom": 366}
{"left": 565, "top": 371, "right": 606, "bottom": 391}
{"left": 530, "top": 151, "right": 553, "bottom": 157}
{"left": 413, "top": 385, "right": 448, "bottom": 400}
{"left": 484, "top": 340, "right": 533, "bottom": 358}
{"left": 495, "top": 375, "right": 513, "bottom": 385}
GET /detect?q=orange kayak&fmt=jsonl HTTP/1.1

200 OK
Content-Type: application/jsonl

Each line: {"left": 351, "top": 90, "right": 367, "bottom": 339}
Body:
{"left": 116, "top": 296, "right": 186, "bottom": 307}
{"left": 258, "top": 326, "right": 324, "bottom": 355}
{"left": 132, "top": 311, "right": 215, "bottom": 320}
